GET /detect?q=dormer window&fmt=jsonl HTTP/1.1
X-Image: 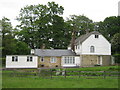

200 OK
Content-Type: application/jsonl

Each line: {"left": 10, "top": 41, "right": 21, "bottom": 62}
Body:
{"left": 95, "top": 35, "right": 99, "bottom": 38}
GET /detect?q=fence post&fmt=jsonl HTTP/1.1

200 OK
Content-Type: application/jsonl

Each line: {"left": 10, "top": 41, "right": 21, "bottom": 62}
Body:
{"left": 79, "top": 71, "right": 81, "bottom": 78}
{"left": 104, "top": 71, "right": 106, "bottom": 79}
{"left": 65, "top": 70, "right": 66, "bottom": 78}
{"left": 50, "top": 69, "right": 52, "bottom": 79}
{"left": 38, "top": 68, "right": 41, "bottom": 78}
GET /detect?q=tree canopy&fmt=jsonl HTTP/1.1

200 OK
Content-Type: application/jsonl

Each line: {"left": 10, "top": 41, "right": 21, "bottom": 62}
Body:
{"left": 0, "top": 17, "right": 30, "bottom": 58}
{"left": 16, "top": 2, "right": 71, "bottom": 49}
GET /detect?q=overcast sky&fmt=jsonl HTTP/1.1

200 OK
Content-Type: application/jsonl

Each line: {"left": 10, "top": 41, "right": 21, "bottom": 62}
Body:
{"left": 0, "top": 0, "right": 119, "bottom": 27}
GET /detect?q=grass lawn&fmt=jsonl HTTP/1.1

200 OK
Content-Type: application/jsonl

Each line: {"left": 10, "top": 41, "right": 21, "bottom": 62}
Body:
{"left": 2, "top": 76, "right": 119, "bottom": 88}
{"left": 2, "top": 65, "right": 119, "bottom": 88}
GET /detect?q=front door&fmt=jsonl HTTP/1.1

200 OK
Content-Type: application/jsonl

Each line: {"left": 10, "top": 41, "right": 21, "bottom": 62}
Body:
{"left": 98, "top": 56, "right": 102, "bottom": 65}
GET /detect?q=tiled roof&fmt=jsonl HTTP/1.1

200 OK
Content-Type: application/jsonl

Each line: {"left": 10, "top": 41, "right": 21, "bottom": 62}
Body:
{"left": 75, "top": 31, "right": 101, "bottom": 45}
{"left": 34, "top": 49, "right": 76, "bottom": 56}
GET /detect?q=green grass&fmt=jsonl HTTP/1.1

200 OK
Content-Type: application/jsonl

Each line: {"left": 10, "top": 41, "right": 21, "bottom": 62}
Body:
{"left": 65, "top": 65, "right": 119, "bottom": 71}
{"left": 2, "top": 76, "right": 119, "bottom": 88}
{"left": 2, "top": 65, "right": 119, "bottom": 88}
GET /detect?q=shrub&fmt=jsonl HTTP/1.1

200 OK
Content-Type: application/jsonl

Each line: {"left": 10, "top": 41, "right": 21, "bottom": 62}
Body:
{"left": 113, "top": 54, "right": 120, "bottom": 63}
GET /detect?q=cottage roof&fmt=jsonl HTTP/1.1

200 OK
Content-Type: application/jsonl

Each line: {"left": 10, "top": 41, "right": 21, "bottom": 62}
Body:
{"left": 75, "top": 31, "right": 101, "bottom": 45}
{"left": 34, "top": 49, "right": 76, "bottom": 56}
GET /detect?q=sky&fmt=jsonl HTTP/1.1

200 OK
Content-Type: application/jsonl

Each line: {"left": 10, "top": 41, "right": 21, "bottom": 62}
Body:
{"left": 0, "top": 0, "right": 119, "bottom": 27}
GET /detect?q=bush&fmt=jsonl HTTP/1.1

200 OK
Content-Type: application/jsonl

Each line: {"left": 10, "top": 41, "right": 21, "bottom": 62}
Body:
{"left": 114, "top": 54, "right": 120, "bottom": 63}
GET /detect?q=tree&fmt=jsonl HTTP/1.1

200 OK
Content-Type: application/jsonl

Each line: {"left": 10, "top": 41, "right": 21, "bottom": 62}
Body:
{"left": 16, "top": 2, "right": 70, "bottom": 49}
{"left": 96, "top": 16, "right": 120, "bottom": 41}
{"left": 111, "top": 33, "right": 120, "bottom": 54}
{"left": 0, "top": 17, "right": 15, "bottom": 57}
{"left": 65, "top": 15, "right": 94, "bottom": 51}
{"left": 66, "top": 15, "right": 94, "bottom": 37}
{"left": 15, "top": 41, "right": 30, "bottom": 55}
{"left": 0, "top": 17, "right": 30, "bottom": 57}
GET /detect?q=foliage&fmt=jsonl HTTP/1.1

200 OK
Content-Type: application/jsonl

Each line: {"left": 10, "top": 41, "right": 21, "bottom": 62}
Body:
{"left": 96, "top": 16, "right": 120, "bottom": 41}
{"left": 111, "top": 33, "right": 120, "bottom": 54}
{"left": 15, "top": 41, "right": 30, "bottom": 55}
{"left": 0, "top": 17, "right": 30, "bottom": 66}
{"left": 66, "top": 15, "right": 94, "bottom": 37}
{"left": 16, "top": 2, "right": 71, "bottom": 49}
{"left": 0, "top": 17, "right": 16, "bottom": 57}
{"left": 0, "top": 17, "right": 30, "bottom": 57}
{"left": 113, "top": 54, "right": 120, "bottom": 63}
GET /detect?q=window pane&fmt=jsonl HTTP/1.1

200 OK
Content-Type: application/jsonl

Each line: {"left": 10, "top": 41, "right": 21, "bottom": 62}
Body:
{"left": 41, "top": 57, "right": 44, "bottom": 62}
{"left": 27, "top": 56, "right": 29, "bottom": 61}
{"left": 70, "top": 57, "right": 72, "bottom": 64}
{"left": 90, "top": 46, "right": 95, "bottom": 53}
{"left": 30, "top": 57, "right": 32, "bottom": 61}
{"left": 12, "top": 56, "right": 14, "bottom": 61}
{"left": 15, "top": 56, "right": 18, "bottom": 61}
{"left": 73, "top": 57, "right": 75, "bottom": 64}
{"left": 67, "top": 57, "right": 69, "bottom": 64}
{"left": 95, "top": 35, "right": 99, "bottom": 38}
{"left": 64, "top": 57, "right": 66, "bottom": 64}
{"left": 51, "top": 57, "right": 56, "bottom": 63}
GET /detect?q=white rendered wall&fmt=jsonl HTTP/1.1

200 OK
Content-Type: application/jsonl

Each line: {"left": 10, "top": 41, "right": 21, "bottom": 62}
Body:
{"left": 75, "top": 44, "right": 82, "bottom": 55}
{"left": 81, "top": 34, "right": 111, "bottom": 55}
{"left": 6, "top": 55, "right": 38, "bottom": 68}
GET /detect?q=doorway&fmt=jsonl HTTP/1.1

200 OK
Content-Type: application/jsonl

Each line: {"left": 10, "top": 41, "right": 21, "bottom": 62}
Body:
{"left": 98, "top": 56, "right": 102, "bottom": 65}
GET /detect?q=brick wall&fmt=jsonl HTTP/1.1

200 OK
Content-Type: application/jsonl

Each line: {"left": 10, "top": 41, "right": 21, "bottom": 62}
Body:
{"left": 38, "top": 56, "right": 61, "bottom": 68}
{"left": 81, "top": 55, "right": 111, "bottom": 66}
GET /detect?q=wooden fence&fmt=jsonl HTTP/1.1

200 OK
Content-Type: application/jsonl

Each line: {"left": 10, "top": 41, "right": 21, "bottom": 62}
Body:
{"left": 2, "top": 69, "right": 120, "bottom": 79}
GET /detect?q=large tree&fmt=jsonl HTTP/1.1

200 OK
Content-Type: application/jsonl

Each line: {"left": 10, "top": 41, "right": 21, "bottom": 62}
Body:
{"left": 65, "top": 15, "right": 94, "bottom": 51}
{"left": 0, "top": 17, "right": 30, "bottom": 57}
{"left": 111, "top": 33, "right": 120, "bottom": 54}
{"left": 96, "top": 16, "right": 120, "bottom": 41}
{"left": 0, "top": 17, "right": 15, "bottom": 57}
{"left": 66, "top": 15, "right": 94, "bottom": 37}
{"left": 16, "top": 2, "right": 71, "bottom": 49}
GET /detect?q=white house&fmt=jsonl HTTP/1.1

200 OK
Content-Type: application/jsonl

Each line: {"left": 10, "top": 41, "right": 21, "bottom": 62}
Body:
{"left": 6, "top": 55, "right": 38, "bottom": 68}
{"left": 74, "top": 31, "right": 111, "bottom": 66}
{"left": 6, "top": 31, "right": 112, "bottom": 68}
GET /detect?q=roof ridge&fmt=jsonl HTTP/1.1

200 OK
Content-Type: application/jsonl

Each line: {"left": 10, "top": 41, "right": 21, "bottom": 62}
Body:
{"left": 75, "top": 31, "right": 101, "bottom": 45}
{"left": 35, "top": 49, "right": 70, "bottom": 50}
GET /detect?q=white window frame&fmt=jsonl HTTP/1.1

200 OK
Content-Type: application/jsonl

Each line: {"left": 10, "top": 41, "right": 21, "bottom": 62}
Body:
{"left": 12, "top": 56, "right": 18, "bottom": 62}
{"left": 27, "top": 56, "right": 33, "bottom": 62}
{"left": 50, "top": 57, "right": 57, "bottom": 63}
{"left": 64, "top": 56, "right": 75, "bottom": 64}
